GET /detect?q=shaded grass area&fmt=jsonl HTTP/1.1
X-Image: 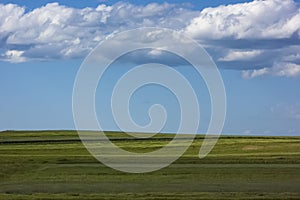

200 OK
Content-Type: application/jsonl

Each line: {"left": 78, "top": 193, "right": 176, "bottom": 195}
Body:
{"left": 0, "top": 130, "right": 300, "bottom": 199}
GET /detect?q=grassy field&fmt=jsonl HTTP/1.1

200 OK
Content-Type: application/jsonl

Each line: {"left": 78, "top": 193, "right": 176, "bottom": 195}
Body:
{"left": 0, "top": 130, "right": 299, "bottom": 199}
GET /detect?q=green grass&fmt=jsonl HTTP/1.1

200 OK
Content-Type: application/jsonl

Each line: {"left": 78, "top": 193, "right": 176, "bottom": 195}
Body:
{"left": 0, "top": 130, "right": 299, "bottom": 199}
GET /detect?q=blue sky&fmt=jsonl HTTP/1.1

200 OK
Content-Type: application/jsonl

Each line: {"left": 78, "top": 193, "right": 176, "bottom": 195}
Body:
{"left": 0, "top": 0, "right": 300, "bottom": 135}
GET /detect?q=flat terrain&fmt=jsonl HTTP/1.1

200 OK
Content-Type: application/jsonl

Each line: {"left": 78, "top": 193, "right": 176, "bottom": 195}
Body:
{"left": 0, "top": 131, "right": 299, "bottom": 199}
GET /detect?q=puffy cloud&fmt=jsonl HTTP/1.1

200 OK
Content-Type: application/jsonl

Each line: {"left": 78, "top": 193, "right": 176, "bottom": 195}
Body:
{"left": 0, "top": 2, "right": 197, "bottom": 61}
{"left": 0, "top": 4, "right": 25, "bottom": 34}
{"left": 184, "top": 0, "right": 300, "bottom": 39}
{"left": 0, "top": 0, "right": 299, "bottom": 78}
{"left": 242, "top": 62, "right": 300, "bottom": 78}
{"left": 283, "top": 53, "right": 300, "bottom": 62}
{"left": 1, "top": 50, "right": 26, "bottom": 63}
{"left": 183, "top": 0, "right": 300, "bottom": 77}
{"left": 219, "top": 50, "right": 263, "bottom": 61}
{"left": 242, "top": 67, "right": 269, "bottom": 79}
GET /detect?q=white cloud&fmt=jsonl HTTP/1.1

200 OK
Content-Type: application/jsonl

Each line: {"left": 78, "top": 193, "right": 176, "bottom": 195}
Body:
{"left": 242, "top": 67, "right": 269, "bottom": 79}
{"left": 283, "top": 53, "right": 300, "bottom": 62}
{"left": 0, "top": 2, "right": 197, "bottom": 61}
{"left": 0, "top": 0, "right": 299, "bottom": 79}
{"left": 242, "top": 62, "right": 300, "bottom": 78}
{"left": 2, "top": 50, "right": 26, "bottom": 63}
{"left": 148, "top": 48, "right": 164, "bottom": 56}
{"left": 272, "top": 62, "right": 300, "bottom": 77}
{"left": 219, "top": 50, "right": 263, "bottom": 61}
{"left": 184, "top": 0, "right": 300, "bottom": 39}
{"left": 0, "top": 4, "right": 25, "bottom": 33}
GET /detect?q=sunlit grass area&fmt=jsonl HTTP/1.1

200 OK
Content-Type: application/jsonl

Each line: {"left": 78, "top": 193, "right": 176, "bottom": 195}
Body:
{"left": 0, "top": 131, "right": 299, "bottom": 199}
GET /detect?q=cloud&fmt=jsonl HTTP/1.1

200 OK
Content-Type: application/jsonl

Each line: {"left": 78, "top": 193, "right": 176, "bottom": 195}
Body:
{"left": 242, "top": 62, "right": 300, "bottom": 78}
{"left": 0, "top": 0, "right": 299, "bottom": 78}
{"left": 2, "top": 50, "right": 26, "bottom": 63}
{"left": 184, "top": 0, "right": 300, "bottom": 39}
{"left": 0, "top": 2, "right": 197, "bottom": 62}
{"left": 183, "top": 0, "right": 300, "bottom": 76}
{"left": 242, "top": 67, "right": 269, "bottom": 79}
{"left": 219, "top": 50, "right": 263, "bottom": 61}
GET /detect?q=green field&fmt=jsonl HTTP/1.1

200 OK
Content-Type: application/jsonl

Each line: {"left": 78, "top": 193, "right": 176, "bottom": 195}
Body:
{"left": 0, "top": 130, "right": 299, "bottom": 199}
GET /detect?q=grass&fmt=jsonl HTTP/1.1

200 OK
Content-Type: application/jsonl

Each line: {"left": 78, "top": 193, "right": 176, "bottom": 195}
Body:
{"left": 0, "top": 130, "right": 299, "bottom": 199}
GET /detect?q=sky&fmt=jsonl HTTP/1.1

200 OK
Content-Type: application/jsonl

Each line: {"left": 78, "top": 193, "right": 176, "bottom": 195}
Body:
{"left": 0, "top": 0, "right": 300, "bottom": 135}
